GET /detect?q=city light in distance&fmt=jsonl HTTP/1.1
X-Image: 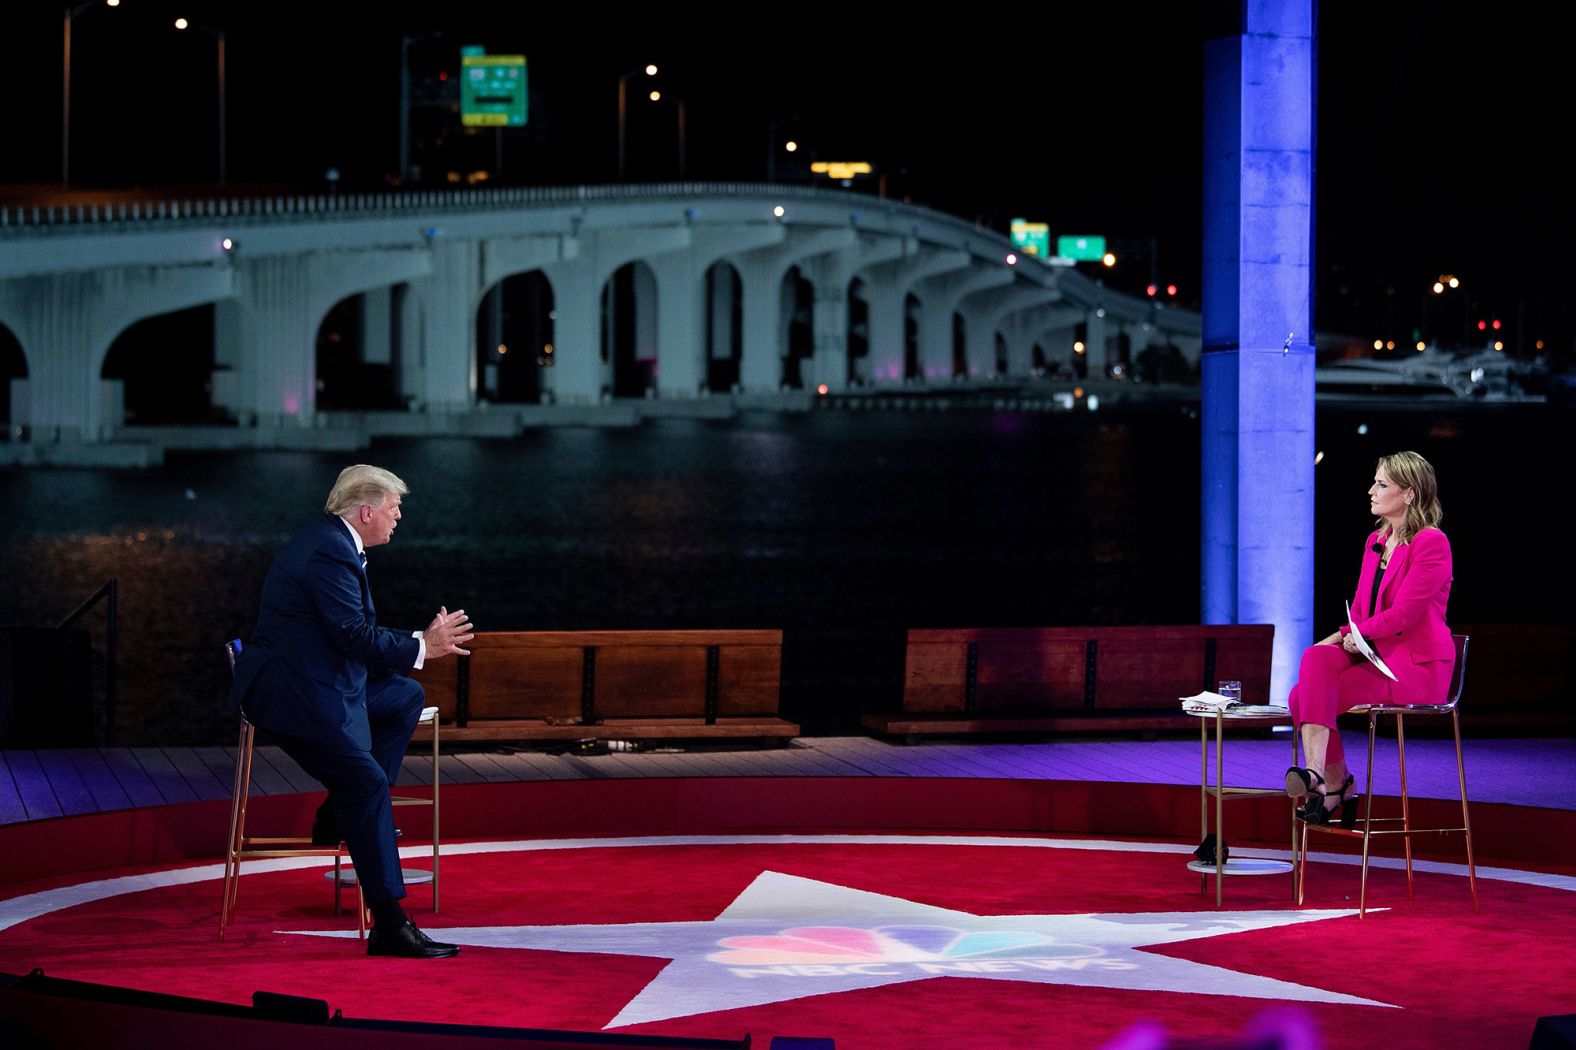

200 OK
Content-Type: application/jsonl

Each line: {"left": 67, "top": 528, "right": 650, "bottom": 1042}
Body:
{"left": 816, "top": 384, "right": 829, "bottom": 396}
{"left": 649, "top": 91, "right": 661, "bottom": 102}
{"left": 221, "top": 238, "right": 235, "bottom": 251}
{"left": 1166, "top": 284, "right": 1177, "bottom": 296}
{"left": 106, "top": 0, "right": 120, "bottom": 6}
{"left": 645, "top": 64, "right": 658, "bottom": 76}
{"left": 544, "top": 344, "right": 553, "bottom": 354}
{"left": 1385, "top": 341, "right": 1396, "bottom": 350}
{"left": 1146, "top": 284, "right": 1157, "bottom": 297}
{"left": 1073, "top": 341, "right": 1086, "bottom": 355}
{"left": 1432, "top": 282, "right": 1444, "bottom": 294}
{"left": 1005, "top": 253, "right": 1017, "bottom": 265}
{"left": 1491, "top": 319, "right": 1501, "bottom": 330}
{"left": 1101, "top": 252, "right": 1116, "bottom": 267}
{"left": 1494, "top": 340, "right": 1504, "bottom": 351}
{"left": 773, "top": 205, "right": 785, "bottom": 218}
{"left": 785, "top": 141, "right": 798, "bottom": 152}
{"left": 1416, "top": 341, "right": 1426, "bottom": 351}
{"left": 1373, "top": 339, "right": 1383, "bottom": 350}
{"left": 1448, "top": 276, "right": 1460, "bottom": 288}
{"left": 174, "top": 17, "right": 189, "bottom": 29}
{"left": 497, "top": 344, "right": 507, "bottom": 355}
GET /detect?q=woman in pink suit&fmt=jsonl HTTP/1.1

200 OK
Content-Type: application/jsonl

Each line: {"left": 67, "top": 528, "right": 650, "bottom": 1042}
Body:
{"left": 1285, "top": 450, "right": 1457, "bottom": 825}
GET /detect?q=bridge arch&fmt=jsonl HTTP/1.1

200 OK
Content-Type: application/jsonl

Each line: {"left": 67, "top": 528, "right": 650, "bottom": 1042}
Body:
{"left": 780, "top": 266, "right": 814, "bottom": 390}
{"left": 846, "top": 278, "right": 870, "bottom": 386}
{"left": 313, "top": 290, "right": 405, "bottom": 411}
{"left": 100, "top": 304, "right": 225, "bottom": 425}
{"left": 903, "top": 293, "right": 922, "bottom": 381}
{"left": 0, "top": 321, "right": 25, "bottom": 428}
{"left": 475, "top": 270, "right": 555, "bottom": 405}
{"left": 705, "top": 261, "right": 742, "bottom": 394}
{"left": 603, "top": 261, "right": 659, "bottom": 399}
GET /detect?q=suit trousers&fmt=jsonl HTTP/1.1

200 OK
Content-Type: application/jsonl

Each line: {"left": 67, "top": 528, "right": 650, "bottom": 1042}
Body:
{"left": 275, "top": 674, "right": 425, "bottom": 904}
{"left": 1287, "top": 643, "right": 1452, "bottom": 766}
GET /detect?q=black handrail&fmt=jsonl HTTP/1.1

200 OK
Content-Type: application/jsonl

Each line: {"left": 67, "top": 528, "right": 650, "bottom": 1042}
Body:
{"left": 56, "top": 578, "right": 118, "bottom": 746}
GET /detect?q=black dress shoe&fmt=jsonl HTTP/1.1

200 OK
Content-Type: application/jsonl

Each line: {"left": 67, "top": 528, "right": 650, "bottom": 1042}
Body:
{"left": 367, "top": 919, "right": 460, "bottom": 959}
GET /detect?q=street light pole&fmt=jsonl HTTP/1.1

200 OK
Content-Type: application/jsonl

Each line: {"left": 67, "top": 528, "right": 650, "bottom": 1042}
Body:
{"left": 62, "top": 6, "right": 72, "bottom": 188}
{"left": 62, "top": 1, "right": 115, "bottom": 189}
{"left": 216, "top": 29, "right": 226, "bottom": 184}
{"left": 675, "top": 97, "right": 686, "bottom": 176}
{"left": 617, "top": 64, "right": 657, "bottom": 179}
{"left": 176, "top": 18, "right": 227, "bottom": 184}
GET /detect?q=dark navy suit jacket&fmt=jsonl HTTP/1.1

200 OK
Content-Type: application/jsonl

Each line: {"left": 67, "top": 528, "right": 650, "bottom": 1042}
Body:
{"left": 232, "top": 514, "right": 420, "bottom": 751}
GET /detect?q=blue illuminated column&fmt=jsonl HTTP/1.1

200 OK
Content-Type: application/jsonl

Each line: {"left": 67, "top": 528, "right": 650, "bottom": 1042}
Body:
{"left": 1201, "top": 2, "right": 1316, "bottom": 703}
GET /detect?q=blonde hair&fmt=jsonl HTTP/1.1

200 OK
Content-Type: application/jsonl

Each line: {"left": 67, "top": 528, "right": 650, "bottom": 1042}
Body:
{"left": 324, "top": 465, "right": 408, "bottom": 517}
{"left": 1375, "top": 450, "right": 1442, "bottom": 543}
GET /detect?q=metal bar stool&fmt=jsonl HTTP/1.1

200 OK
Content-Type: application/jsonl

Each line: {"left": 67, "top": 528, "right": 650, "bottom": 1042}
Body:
{"left": 1296, "top": 633, "right": 1477, "bottom": 917}
{"left": 331, "top": 705, "right": 442, "bottom": 912}
{"left": 397, "top": 705, "right": 441, "bottom": 911}
{"left": 220, "top": 639, "right": 365, "bottom": 941}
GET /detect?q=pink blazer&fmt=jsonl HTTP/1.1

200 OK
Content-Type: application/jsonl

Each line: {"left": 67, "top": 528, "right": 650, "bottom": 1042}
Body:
{"left": 1340, "top": 526, "right": 1456, "bottom": 672}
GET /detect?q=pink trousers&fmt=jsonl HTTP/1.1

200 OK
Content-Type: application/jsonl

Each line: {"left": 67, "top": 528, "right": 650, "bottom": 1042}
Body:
{"left": 1286, "top": 643, "right": 1454, "bottom": 765}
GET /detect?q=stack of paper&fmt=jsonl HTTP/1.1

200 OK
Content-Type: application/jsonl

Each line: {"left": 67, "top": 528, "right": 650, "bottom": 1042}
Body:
{"left": 1180, "top": 691, "right": 1240, "bottom": 713}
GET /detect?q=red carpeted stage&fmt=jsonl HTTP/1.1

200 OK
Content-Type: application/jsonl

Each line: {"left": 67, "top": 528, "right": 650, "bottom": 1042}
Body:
{"left": 2, "top": 775, "right": 1575, "bottom": 1049}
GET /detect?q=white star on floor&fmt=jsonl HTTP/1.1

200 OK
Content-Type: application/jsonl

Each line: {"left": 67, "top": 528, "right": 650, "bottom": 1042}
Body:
{"left": 287, "top": 870, "right": 1392, "bottom": 1027}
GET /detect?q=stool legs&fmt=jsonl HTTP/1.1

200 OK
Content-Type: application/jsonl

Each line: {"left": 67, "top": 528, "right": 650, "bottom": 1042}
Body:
{"left": 219, "top": 720, "right": 253, "bottom": 941}
{"left": 1453, "top": 708, "right": 1480, "bottom": 913}
{"left": 431, "top": 716, "right": 441, "bottom": 912}
{"left": 221, "top": 717, "right": 366, "bottom": 941}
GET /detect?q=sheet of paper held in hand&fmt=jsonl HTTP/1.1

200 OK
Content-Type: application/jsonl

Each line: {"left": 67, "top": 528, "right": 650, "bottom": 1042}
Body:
{"left": 1346, "top": 601, "right": 1398, "bottom": 681}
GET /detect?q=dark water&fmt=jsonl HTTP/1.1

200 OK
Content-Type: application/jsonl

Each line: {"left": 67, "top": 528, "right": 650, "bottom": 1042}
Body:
{"left": 0, "top": 404, "right": 1566, "bottom": 744}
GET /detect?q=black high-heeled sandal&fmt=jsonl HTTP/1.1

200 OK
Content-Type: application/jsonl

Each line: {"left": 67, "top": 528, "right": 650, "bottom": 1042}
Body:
{"left": 1298, "top": 780, "right": 1361, "bottom": 827}
{"left": 1286, "top": 766, "right": 1326, "bottom": 800}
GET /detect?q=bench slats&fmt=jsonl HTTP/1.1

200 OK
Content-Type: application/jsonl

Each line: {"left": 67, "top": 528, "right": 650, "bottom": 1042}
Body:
{"left": 408, "top": 629, "right": 793, "bottom": 741}
{"left": 874, "top": 625, "right": 1275, "bottom": 738}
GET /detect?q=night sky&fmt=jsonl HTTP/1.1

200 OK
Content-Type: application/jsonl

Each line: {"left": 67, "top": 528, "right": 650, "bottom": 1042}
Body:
{"left": 2, "top": 3, "right": 1570, "bottom": 350}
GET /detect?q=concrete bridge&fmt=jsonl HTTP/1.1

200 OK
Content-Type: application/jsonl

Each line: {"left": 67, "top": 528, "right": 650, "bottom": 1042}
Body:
{"left": 0, "top": 183, "right": 1200, "bottom": 448}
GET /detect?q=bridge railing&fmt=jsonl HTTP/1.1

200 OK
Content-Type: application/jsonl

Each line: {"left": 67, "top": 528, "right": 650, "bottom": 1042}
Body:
{"left": 0, "top": 181, "right": 1201, "bottom": 331}
{"left": 0, "top": 181, "right": 947, "bottom": 234}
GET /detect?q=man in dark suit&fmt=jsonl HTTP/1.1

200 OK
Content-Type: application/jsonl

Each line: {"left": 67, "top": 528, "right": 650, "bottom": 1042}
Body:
{"left": 232, "top": 464, "right": 474, "bottom": 958}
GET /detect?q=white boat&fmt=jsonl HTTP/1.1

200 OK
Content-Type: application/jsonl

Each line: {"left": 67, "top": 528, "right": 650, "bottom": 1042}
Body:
{"left": 1316, "top": 349, "right": 1545, "bottom": 402}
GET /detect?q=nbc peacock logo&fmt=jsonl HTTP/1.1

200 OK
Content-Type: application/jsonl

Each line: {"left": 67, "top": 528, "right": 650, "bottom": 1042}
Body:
{"left": 709, "top": 926, "right": 1126, "bottom": 979}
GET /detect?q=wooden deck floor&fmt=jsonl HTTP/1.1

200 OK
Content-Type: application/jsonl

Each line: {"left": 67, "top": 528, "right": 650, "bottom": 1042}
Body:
{"left": 3, "top": 735, "right": 1572, "bottom": 827}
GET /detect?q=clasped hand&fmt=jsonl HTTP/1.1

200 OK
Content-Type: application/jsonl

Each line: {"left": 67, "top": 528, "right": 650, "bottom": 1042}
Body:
{"left": 423, "top": 606, "right": 475, "bottom": 658}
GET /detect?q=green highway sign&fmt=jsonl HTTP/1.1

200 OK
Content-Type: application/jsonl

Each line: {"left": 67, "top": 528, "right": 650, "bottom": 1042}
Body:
{"left": 461, "top": 54, "right": 528, "bottom": 127}
{"left": 1010, "top": 218, "right": 1050, "bottom": 257}
{"left": 1057, "top": 235, "right": 1107, "bottom": 261}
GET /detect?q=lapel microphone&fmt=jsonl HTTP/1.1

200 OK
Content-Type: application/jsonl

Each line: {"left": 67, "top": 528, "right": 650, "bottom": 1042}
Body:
{"left": 1372, "top": 542, "right": 1385, "bottom": 554}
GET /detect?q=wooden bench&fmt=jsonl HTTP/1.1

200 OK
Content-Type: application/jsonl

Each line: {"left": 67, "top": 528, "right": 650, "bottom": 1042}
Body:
{"left": 1422, "top": 623, "right": 1575, "bottom": 733}
{"left": 409, "top": 630, "right": 798, "bottom": 742}
{"left": 862, "top": 625, "right": 1274, "bottom": 740}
